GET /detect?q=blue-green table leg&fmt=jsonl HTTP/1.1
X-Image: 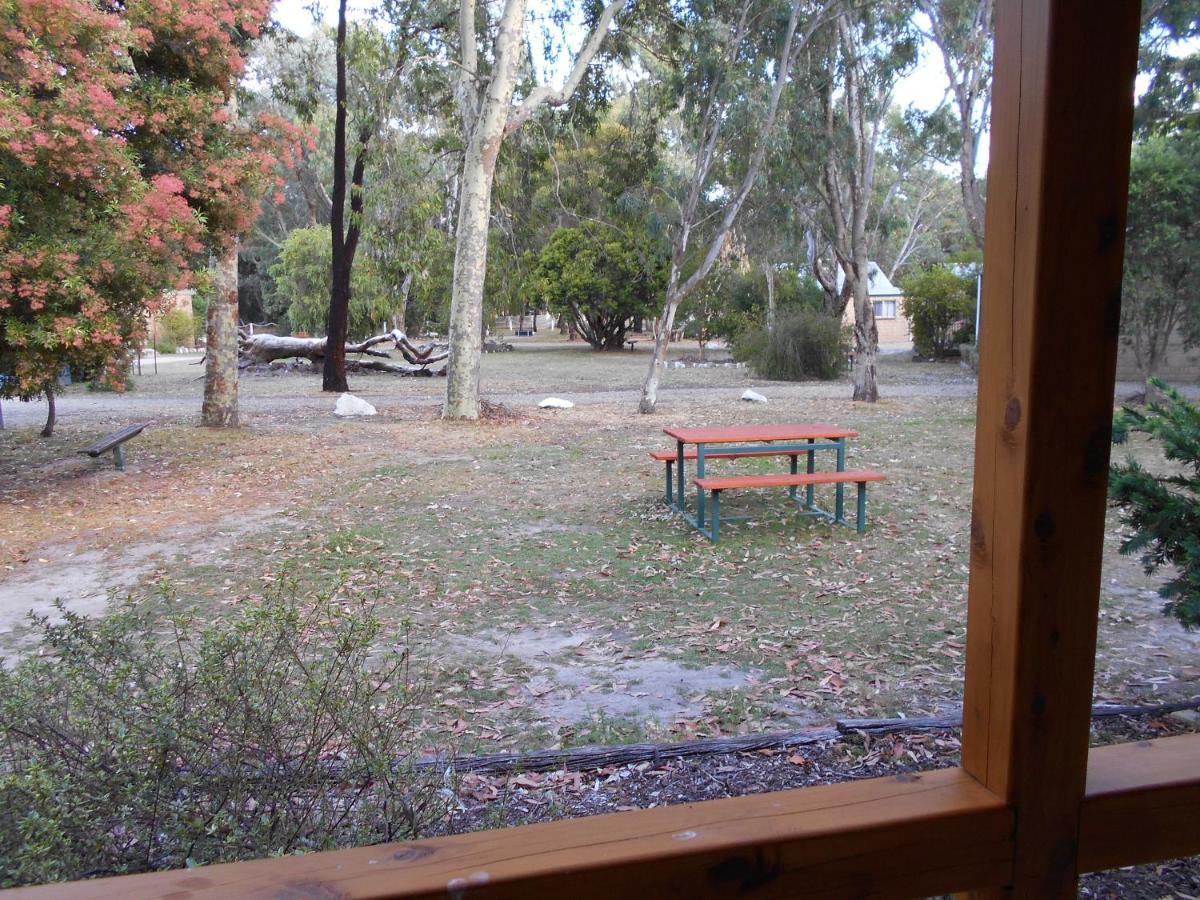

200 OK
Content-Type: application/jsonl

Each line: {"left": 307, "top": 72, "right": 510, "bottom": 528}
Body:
{"left": 856, "top": 481, "right": 867, "bottom": 533}
{"left": 675, "top": 440, "right": 685, "bottom": 513}
{"left": 696, "top": 443, "right": 707, "bottom": 527}
{"left": 806, "top": 438, "right": 816, "bottom": 508}
{"left": 835, "top": 437, "right": 846, "bottom": 524}
{"left": 789, "top": 453, "right": 798, "bottom": 500}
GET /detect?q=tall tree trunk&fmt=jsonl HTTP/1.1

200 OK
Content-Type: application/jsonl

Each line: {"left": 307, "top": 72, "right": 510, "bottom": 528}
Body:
{"left": 323, "top": 0, "right": 352, "bottom": 393}
{"left": 443, "top": 0, "right": 627, "bottom": 419}
{"left": 639, "top": 274, "right": 683, "bottom": 414}
{"left": 40, "top": 384, "right": 56, "bottom": 438}
{"left": 849, "top": 267, "right": 878, "bottom": 401}
{"left": 444, "top": 78, "right": 516, "bottom": 418}
{"left": 444, "top": 0, "right": 528, "bottom": 419}
{"left": 764, "top": 263, "right": 777, "bottom": 332}
{"left": 201, "top": 240, "right": 240, "bottom": 427}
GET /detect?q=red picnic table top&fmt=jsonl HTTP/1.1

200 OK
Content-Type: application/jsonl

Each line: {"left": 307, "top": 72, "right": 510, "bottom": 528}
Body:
{"left": 662, "top": 423, "right": 858, "bottom": 445}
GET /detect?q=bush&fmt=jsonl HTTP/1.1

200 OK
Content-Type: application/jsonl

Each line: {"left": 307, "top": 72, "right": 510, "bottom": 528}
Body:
{"left": 732, "top": 310, "right": 848, "bottom": 381}
{"left": 531, "top": 224, "right": 665, "bottom": 351}
{"left": 158, "top": 309, "right": 194, "bottom": 351}
{"left": 902, "top": 267, "right": 976, "bottom": 359}
{"left": 0, "top": 583, "right": 443, "bottom": 887}
{"left": 1110, "top": 379, "right": 1200, "bottom": 629}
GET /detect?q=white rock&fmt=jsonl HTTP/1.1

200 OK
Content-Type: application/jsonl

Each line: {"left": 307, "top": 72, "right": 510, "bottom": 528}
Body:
{"left": 741, "top": 389, "right": 768, "bottom": 403}
{"left": 538, "top": 397, "right": 575, "bottom": 409}
{"left": 334, "top": 393, "right": 377, "bottom": 417}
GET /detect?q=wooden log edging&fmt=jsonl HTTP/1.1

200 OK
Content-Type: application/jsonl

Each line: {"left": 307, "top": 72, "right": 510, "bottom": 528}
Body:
{"left": 415, "top": 696, "right": 1200, "bottom": 776}
{"left": 418, "top": 727, "right": 841, "bottom": 775}
{"left": 836, "top": 696, "right": 1200, "bottom": 737}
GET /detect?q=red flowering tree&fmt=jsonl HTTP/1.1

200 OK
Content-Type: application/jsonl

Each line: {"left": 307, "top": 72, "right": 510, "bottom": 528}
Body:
{"left": 0, "top": 0, "right": 297, "bottom": 434}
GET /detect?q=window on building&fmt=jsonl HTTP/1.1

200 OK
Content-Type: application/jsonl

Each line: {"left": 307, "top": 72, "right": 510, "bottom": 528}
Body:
{"left": 873, "top": 299, "right": 896, "bottom": 319}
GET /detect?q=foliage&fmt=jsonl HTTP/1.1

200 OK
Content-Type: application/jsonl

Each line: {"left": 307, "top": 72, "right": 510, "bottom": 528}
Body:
{"left": 902, "top": 266, "right": 976, "bottom": 358}
{"left": 732, "top": 309, "right": 848, "bottom": 381}
{"left": 157, "top": 309, "right": 195, "bottom": 352}
{"left": 0, "top": 583, "right": 443, "bottom": 887}
{"left": 1110, "top": 380, "right": 1200, "bottom": 629}
{"left": 0, "top": 0, "right": 297, "bottom": 412}
{"left": 1137, "top": 1, "right": 1200, "bottom": 134}
{"left": 271, "top": 227, "right": 396, "bottom": 337}
{"left": 1120, "top": 132, "right": 1200, "bottom": 381}
{"left": 532, "top": 224, "right": 665, "bottom": 350}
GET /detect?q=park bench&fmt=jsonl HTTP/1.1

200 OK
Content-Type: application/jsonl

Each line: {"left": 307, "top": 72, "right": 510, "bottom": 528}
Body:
{"left": 78, "top": 422, "right": 150, "bottom": 471}
{"left": 693, "top": 469, "right": 886, "bottom": 541}
{"left": 649, "top": 447, "right": 816, "bottom": 507}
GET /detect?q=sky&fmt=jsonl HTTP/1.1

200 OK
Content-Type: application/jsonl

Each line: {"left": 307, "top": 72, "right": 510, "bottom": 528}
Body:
{"left": 271, "top": 0, "right": 955, "bottom": 110}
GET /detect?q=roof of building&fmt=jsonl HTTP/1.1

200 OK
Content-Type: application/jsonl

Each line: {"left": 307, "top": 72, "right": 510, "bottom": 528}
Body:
{"left": 835, "top": 262, "right": 903, "bottom": 297}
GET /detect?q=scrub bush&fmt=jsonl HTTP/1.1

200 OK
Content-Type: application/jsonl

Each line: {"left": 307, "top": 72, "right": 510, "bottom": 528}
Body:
{"left": 0, "top": 583, "right": 443, "bottom": 887}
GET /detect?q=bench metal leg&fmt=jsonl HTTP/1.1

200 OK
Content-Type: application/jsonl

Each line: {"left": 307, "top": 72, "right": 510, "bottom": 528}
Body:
{"left": 709, "top": 490, "right": 721, "bottom": 542}
{"left": 665, "top": 461, "right": 674, "bottom": 506}
{"left": 834, "top": 437, "right": 846, "bottom": 524}
{"left": 806, "top": 439, "right": 816, "bottom": 508}
{"left": 788, "top": 454, "right": 798, "bottom": 500}
{"left": 696, "top": 444, "right": 707, "bottom": 528}
{"left": 675, "top": 441, "right": 685, "bottom": 514}
{"left": 857, "top": 481, "right": 867, "bottom": 533}
{"left": 112, "top": 445, "right": 125, "bottom": 471}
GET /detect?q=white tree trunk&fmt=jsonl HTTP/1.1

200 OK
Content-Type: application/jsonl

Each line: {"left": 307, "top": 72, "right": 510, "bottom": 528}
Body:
{"left": 765, "top": 263, "right": 777, "bottom": 332}
{"left": 443, "top": 0, "right": 626, "bottom": 420}
{"left": 201, "top": 240, "right": 240, "bottom": 427}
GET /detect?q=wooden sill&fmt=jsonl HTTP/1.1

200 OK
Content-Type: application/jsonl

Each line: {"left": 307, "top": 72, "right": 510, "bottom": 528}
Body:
{"left": 12, "top": 734, "right": 1198, "bottom": 898}
{"left": 1079, "top": 732, "right": 1200, "bottom": 873}
{"left": 11, "top": 767, "right": 1011, "bottom": 900}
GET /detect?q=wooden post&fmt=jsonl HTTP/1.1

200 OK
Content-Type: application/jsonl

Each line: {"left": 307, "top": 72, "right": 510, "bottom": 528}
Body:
{"left": 960, "top": 0, "right": 1141, "bottom": 895}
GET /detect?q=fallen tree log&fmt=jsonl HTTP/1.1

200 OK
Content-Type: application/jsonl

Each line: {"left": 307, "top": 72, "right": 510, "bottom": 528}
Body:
{"left": 836, "top": 695, "right": 1200, "bottom": 736}
{"left": 415, "top": 727, "right": 841, "bottom": 776}
{"left": 239, "top": 329, "right": 448, "bottom": 375}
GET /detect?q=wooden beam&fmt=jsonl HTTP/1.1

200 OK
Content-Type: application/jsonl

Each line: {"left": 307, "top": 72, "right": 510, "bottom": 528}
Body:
{"left": 9, "top": 768, "right": 1012, "bottom": 900}
{"left": 960, "top": 0, "right": 1141, "bottom": 895}
{"left": 1079, "top": 733, "right": 1200, "bottom": 873}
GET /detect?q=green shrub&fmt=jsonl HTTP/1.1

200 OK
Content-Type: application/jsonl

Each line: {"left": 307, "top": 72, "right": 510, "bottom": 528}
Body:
{"left": 0, "top": 583, "right": 443, "bottom": 887}
{"left": 158, "top": 309, "right": 194, "bottom": 351}
{"left": 902, "top": 267, "right": 976, "bottom": 359}
{"left": 732, "top": 310, "right": 848, "bottom": 381}
{"left": 1110, "top": 379, "right": 1200, "bottom": 629}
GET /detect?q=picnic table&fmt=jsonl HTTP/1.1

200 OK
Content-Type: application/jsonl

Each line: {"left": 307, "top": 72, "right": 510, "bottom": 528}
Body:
{"left": 656, "top": 423, "right": 884, "bottom": 541}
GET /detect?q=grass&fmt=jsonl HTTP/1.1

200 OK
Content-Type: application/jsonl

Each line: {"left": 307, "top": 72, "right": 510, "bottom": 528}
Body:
{"left": 1, "top": 347, "right": 1196, "bottom": 756}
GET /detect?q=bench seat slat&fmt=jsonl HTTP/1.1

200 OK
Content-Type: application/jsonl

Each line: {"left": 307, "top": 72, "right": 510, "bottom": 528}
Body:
{"left": 79, "top": 422, "right": 150, "bottom": 457}
{"left": 694, "top": 469, "right": 885, "bottom": 491}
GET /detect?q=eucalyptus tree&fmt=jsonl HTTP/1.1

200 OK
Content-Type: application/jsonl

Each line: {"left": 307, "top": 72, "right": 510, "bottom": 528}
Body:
{"left": 324, "top": 0, "right": 447, "bottom": 391}
{"left": 636, "top": 0, "right": 835, "bottom": 414}
{"left": 916, "top": 0, "right": 993, "bottom": 249}
{"left": 782, "top": 2, "right": 916, "bottom": 403}
{"left": 442, "top": 0, "right": 629, "bottom": 420}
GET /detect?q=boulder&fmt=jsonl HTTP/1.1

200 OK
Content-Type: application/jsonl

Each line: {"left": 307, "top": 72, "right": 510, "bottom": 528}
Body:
{"left": 334, "top": 393, "right": 377, "bottom": 417}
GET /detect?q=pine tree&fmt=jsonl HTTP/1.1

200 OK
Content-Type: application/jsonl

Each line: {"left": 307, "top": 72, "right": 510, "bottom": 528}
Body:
{"left": 1109, "top": 378, "right": 1200, "bottom": 629}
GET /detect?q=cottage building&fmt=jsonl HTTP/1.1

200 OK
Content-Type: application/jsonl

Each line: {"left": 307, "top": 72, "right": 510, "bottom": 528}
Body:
{"left": 837, "top": 262, "right": 911, "bottom": 345}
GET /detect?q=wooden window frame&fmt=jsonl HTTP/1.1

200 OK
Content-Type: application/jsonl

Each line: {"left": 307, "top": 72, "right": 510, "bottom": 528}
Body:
{"left": 15, "top": 3, "right": 1200, "bottom": 897}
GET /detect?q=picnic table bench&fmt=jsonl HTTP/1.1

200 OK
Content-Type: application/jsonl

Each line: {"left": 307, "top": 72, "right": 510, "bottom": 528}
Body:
{"left": 694, "top": 469, "right": 886, "bottom": 540}
{"left": 79, "top": 422, "right": 150, "bottom": 471}
{"left": 657, "top": 423, "right": 884, "bottom": 541}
